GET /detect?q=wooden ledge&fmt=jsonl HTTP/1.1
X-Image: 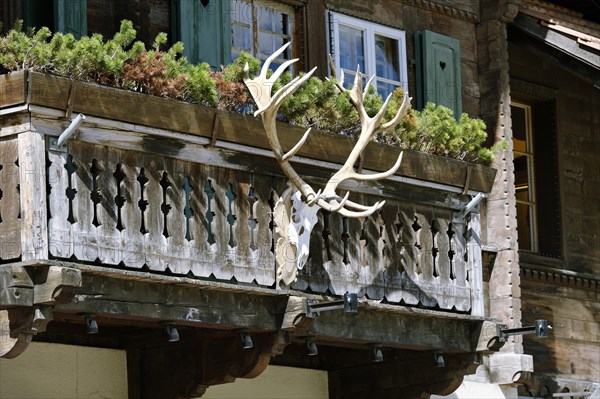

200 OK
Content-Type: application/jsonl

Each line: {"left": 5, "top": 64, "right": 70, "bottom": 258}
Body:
{"left": 1, "top": 71, "right": 496, "bottom": 193}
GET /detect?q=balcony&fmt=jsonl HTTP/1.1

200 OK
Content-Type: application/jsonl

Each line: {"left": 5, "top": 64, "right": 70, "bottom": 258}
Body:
{"left": 0, "top": 71, "right": 501, "bottom": 398}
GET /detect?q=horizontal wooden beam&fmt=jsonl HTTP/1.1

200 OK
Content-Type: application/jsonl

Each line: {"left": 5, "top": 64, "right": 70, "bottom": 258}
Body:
{"left": 5, "top": 261, "right": 493, "bottom": 354}
{"left": 12, "top": 71, "right": 495, "bottom": 192}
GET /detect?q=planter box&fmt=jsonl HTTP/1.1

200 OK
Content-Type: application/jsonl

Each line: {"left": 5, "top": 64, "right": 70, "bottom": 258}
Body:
{"left": 3, "top": 71, "right": 496, "bottom": 193}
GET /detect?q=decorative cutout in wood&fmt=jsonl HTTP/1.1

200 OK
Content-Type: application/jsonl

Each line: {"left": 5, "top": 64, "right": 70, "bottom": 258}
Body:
{"left": 113, "top": 163, "right": 126, "bottom": 232}
{"left": 182, "top": 176, "right": 194, "bottom": 242}
{"left": 90, "top": 159, "right": 102, "bottom": 227}
{"left": 246, "top": 186, "right": 258, "bottom": 251}
{"left": 159, "top": 171, "right": 172, "bottom": 238}
{"left": 137, "top": 167, "right": 149, "bottom": 234}
{"left": 204, "top": 179, "right": 216, "bottom": 245}
{"left": 225, "top": 183, "right": 237, "bottom": 248}
{"left": 64, "top": 154, "right": 77, "bottom": 224}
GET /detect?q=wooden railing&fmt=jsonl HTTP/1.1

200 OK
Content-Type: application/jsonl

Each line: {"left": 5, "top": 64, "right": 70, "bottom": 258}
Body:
{"left": 38, "top": 140, "right": 478, "bottom": 312}
{"left": 0, "top": 71, "right": 491, "bottom": 315}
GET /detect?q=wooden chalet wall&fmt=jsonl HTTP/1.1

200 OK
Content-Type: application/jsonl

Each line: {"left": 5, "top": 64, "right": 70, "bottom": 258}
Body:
{"left": 508, "top": 6, "right": 600, "bottom": 396}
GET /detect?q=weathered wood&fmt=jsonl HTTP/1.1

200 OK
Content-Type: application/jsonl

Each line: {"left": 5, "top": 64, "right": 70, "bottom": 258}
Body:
{"left": 0, "top": 137, "right": 21, "bottom": 260}
{"left": 328, "top": 352, "right": 479, "bottom": 399}
{"left": 0, "top": 71, "right": 26, "bottom": 109}
{"left": 18, "top": 131, "right": 48, "bottom": 261}
{"left": 467, "top": 213, "right": 485, "bottom": 316}
{"left": 27, "top": 72, "right": 215, "bottom": 136}
{"left": 126, "top": 333, "right": 276, "bottom": 399}
{"left": 23, "top": 72, "right": 496, "bottom": 193}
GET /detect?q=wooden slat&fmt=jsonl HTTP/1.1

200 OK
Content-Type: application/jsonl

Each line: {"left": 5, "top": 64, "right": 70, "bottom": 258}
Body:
{"left": 119, "top": 151, "right": 145, "bottom": 269}
{"left": 467, "top": 213, "right": 484, "bottom": 316}
{"left": 48, "top": 150, "right": 73, "bottom": 259}
{"left": 0, "top": 71, "right": 27, "bottom": 109}
{"left": 18, "top": 131, "right": 48, "bottom": 261}
{"left": 70, "top": 143, "right": 95, "bottom": 262}
{"left": 0, "top": 137, "right": 21, "bottom": 260}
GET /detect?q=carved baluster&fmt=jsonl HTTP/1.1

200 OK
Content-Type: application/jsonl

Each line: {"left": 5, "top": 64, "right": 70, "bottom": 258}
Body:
{"left": 364, "top": 210, "right": 386, "bottom": 300}
{"left": 47, "top": 147, "right": 70, "bottom": 260}
{"left": 399, "top": 208, "right": 419, "bottom": 305}
{"left": 212, "top": 172, "right": 234, "bottom": 281}
{"left": 382, "top": 205, "right": 402, "bottom": 303}
{"left": 250, "top": 175, "right": 277, "bottom": 286}
{"left": 467, "top": 213, "right": 483, "bottom": 315}
{"left": 96, "top": 146, "right": 120, "bottom": 265}
{"left": 416, "top": 213, "right": 436, "bottom": 307}
{"left": 433, "top": 217, "right": 454, "bottom": 310}
{"left": 165, "top": 159, "right": 190, "bottom": 274}
{"left": 143, "top": 158, "right": 166, "bottom": 271}
{"left": 118, "top": 152, "right": 144, "bottom": 269}
{"left": 69, "top": 143, "right": 96, "bottom": 262}
{"left": 187, "top": 164, "right": 212, "bottom": 278}
{"left": 451, "top": 220, "right": 469, "bottom": 311}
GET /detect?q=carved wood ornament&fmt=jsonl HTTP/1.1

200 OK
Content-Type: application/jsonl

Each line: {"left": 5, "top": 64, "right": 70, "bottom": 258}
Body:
{"left": 244, "top": 43, "right": 411, "bottom": 287}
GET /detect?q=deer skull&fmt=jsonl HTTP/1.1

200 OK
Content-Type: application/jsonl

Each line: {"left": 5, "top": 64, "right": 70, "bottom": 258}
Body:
{"left": 244, "top": 43, "right": 411, "bottom": 288}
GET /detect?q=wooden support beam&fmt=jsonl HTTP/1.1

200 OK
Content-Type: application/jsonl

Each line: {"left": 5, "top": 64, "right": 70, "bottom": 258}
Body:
{"left": 328, "top": 351, "right": 480, "bottom": 399}
{"left": 126, "top": 332, "right": 277, "bottom": 399}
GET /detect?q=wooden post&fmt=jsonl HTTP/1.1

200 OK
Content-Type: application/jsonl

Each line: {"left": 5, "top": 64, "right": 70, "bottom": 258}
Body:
{"left": 467, "top": 212, "right": 484, "bottom": 316}
{"left": 18, "top": 131, "right": 48, "bottom": 261}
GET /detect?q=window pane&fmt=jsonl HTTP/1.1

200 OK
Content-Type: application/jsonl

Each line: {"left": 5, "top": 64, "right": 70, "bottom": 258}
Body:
{"left": 232, "top": 25, "right": 251, "bottom": 52}
{"left": 258, "top": 6, "right": 273, "bottom": 31}
{"left": 232, "top": 0, "right": 253, "bottom": 25}
{"left": 516, "top": 203, "right": 533, "bottom": 251}
{"left": 512, "top": 105, "right": 528, "bottom": 152}
{"left": 375, "top": 34, "right": 399, "bottom": 81}
{"left": 376, "top": 80, "right": 399, "bottom": 98}
{"left": 514, "top": 153, "right": 535, "bottom": 202}
{"left": 339, "top": 25, "right": 365, "bottom": 72}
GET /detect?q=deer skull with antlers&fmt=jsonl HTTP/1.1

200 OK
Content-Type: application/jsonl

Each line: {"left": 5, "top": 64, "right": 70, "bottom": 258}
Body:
{"left": 244, "top": 43, "right": 411, "bottom": 287}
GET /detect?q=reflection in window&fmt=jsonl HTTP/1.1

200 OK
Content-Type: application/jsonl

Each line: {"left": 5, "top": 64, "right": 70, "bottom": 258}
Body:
{"left": 512, "top": 103, "right": 536, "bottom": 252}
{"left": 232, "top": 0, "right": 294, "bottom": 70}
{"left": 330, "top": 12, "right": 407, "bottom": 99}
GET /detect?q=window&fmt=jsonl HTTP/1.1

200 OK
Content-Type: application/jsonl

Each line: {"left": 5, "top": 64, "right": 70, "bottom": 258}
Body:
{"left": 511, "top": 101, "right": 561, "bottom": 257}
{"left": 512, "top": 103, "right": 536, "bottom": 251}
{"left": 329, "top": 12, "right": 408, "bottom": 98}
{"left": 231, "top": 0, "right": 295, "bottom": 69}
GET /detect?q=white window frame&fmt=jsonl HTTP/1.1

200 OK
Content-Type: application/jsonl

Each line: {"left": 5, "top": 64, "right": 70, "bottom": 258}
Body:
{"left": 329, "top": 12, "right": 408, "bottom": 95}
{"left": 231, "top": 0, "right": 295, "bottom": 65}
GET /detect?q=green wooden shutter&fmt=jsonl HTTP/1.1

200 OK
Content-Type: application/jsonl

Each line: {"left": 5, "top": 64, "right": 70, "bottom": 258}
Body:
{"left": 415, "top": 30, "right": 462, "bottom": 119}
{"left": 54, "top": 0, "right": 87, "bottom": 38}
{"left": 172, "top": 0, "right": 232, "bottom": 68}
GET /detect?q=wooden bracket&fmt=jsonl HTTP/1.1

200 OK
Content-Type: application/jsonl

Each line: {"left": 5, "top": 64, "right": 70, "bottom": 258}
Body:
{"left": 474, "top": 320, "right": 505, "bottom": 352}
{"left": 32, "top": 265, "right": 82, "bottom": 304}
{"left": 0, "top": 305, "right": 53, "bottom": 358}
{"left": 0, "top": 264, "right": 81, "bottom": 358}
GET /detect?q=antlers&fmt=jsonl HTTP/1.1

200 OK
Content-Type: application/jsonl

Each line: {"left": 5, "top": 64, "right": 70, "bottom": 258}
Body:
{"left": 244, "top": 43, "right": 411, "bottom": 218}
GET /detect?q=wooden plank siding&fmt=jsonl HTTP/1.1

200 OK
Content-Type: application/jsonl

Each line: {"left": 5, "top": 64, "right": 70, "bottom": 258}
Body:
{"left": 0, "top": 137, "right": 21, "bottom": 261}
